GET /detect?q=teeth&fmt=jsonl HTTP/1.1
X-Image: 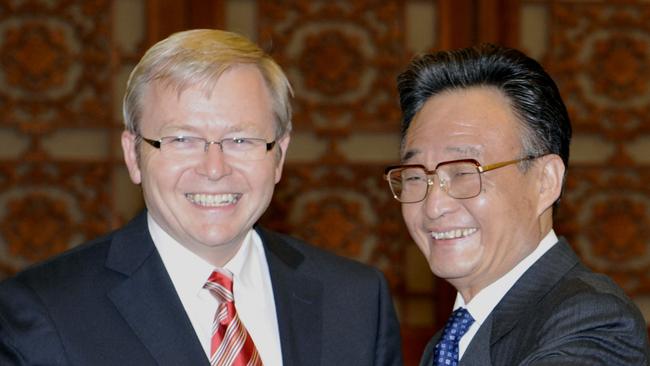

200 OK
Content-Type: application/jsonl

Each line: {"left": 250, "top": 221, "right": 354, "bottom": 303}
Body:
{"left": 431, "top": 228, "right": 477, "bottom": 240}
{"left": 185, "top": 193, "right": 241, "bottom": 207}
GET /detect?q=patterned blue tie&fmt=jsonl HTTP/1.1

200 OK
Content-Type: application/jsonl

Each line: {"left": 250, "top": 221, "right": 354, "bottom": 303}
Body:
{"left": 433, "top": 307, "right": 475, "bottom": 366}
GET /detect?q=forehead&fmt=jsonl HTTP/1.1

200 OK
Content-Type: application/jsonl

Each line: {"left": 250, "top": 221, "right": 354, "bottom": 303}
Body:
{"left": 402, "top": 86, "right": 523, "bottom": 161}
{"left": 140, "top": 65, "right": 275, "bottom": 133}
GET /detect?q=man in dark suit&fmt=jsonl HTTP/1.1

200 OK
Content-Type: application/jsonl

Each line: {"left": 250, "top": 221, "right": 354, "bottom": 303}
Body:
{"left": 0, "top": 29, "right": 402, "bottom": 365}
{"left": 384, "top": 44, "right": 649, "bottom": 365}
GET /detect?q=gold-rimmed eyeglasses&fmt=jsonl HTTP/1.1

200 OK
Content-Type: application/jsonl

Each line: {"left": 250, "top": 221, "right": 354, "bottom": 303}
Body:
{"left": 383, "top": 156, "right": 542, "bottom": 203}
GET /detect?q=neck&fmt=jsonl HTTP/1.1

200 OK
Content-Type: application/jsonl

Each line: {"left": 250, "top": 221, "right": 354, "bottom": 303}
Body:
{"left": 457, "top": 213, "right": 553, "bottom": 303}
{"left": 539, "top": 208, "right": 554, "bottom": 240}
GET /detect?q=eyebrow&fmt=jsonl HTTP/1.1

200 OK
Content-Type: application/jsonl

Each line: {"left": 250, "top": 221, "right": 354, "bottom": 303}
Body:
{"left": 448, "top": 145, "right": 481, "bottom": 157}
{"left": 224, "top": 123, "right": 259, "bottom": 134}
{"left": 158, "top": 121, "right": 262, "bottom": 136}
{"left": 401, "top": 145, "right": 482, "bottom": 163}
{"left": 158, "top": 123, "right": 198, "bottom": 135}
{"left": 401, "top": 148, "right": 418, "bottom": 162}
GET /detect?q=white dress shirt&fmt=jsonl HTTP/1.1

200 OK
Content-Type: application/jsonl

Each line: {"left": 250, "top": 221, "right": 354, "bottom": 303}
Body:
{"left": 455, "top": 229, "right": 559, "bottom": 359}
{"left": 148, "top": 214, "right": 283, "bottom": 365}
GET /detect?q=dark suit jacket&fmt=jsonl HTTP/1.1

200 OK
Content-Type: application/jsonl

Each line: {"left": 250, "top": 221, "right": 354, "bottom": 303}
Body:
{"left": 0, "top": 212, "right": 402, "bottom": 365}
{"left": 420, "top": 238, "right": 650, "bottom": 366}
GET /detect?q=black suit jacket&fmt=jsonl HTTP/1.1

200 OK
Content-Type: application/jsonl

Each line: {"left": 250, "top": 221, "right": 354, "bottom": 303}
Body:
{"left": 420, "top": 238, "right": 650, "bottom": 366}
{"left": 0, "top": 212, "right": 403, "bottom": 365}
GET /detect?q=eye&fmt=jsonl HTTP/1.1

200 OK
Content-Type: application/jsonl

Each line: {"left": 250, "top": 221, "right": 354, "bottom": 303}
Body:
{"left": 405, "top": 175, "right": 424, "bottom": 182}
{"left": 232, "top": 137, "right": 252, "bottom": 145}
{"left": 402, "top": 170, "right": 426, "bottom": 182}
{"left": 226, "top": 138, "right": 260, "bottom": 152}
{"left": 164, "top": 136, "right": 201, "bottom": 150}
{"left": 169, "top": 136, "right": 191, "bottom": 143}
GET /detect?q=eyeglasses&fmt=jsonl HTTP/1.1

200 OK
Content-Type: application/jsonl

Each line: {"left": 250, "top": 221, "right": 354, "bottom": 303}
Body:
{"left": 139, "top": 135, "right": 276, "bottom": 161}
{"left": 384, "top": 156, "right": 541, "bottom": 203}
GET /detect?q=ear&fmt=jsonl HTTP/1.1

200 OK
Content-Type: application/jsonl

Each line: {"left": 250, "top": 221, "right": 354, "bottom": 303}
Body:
{"left": 535, "top": 154, "right": 565, "bottom": 215}
{"left": 274, "top": 133, "right": 291, "bottom": 184}
{"left": 121, "top": 130, "right": 142, "bottom": 184}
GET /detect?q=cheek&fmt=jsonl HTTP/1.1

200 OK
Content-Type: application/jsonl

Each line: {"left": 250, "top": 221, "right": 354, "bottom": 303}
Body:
{"left": 467, "top": 194, "right": 490, "bottom": 215}
{"left": 470, "top": 178, "right": 534, "bottom": 238}
{"left": 401, "top": 204, "right": 413, "bottom": 221}
{"left": 141, "top": 158, "right": 187, "bottom": 192}
{"left": 401, "top": 204, "right": 422, "bottom": 231}
{"left": 462, "top": 193, "right": 493, "bottom": 238}
{"left": 242, "top": 161, "right": 278, "bottom": 189}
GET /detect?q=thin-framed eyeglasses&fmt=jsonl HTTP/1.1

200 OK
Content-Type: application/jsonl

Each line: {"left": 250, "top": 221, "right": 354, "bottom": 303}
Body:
{"left": 139, "top": 135, "right": 276, "bottom": 161}
{"left": 383, "top": 156, "right": 542, "bottom": 203}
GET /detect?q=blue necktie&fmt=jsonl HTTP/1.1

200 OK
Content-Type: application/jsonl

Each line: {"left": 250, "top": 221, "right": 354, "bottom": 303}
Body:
{"left": 433, "top": 307, "right": 475, "bottom": 366}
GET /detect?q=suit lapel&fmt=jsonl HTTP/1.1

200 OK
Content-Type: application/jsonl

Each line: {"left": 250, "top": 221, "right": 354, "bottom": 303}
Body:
{"left": 257, "top": 227, "right": 323, "bottom": 366}
{"left": 461, "top": 315, "right": 493, "bottom": 366}
{"left": 489, "top": 239, "right": 579, "bottom": 346}
{"left": 105, "top": 212, "right": 209, "bottom": 365}
{"left": 419, "top": 331, "right": 440, "bottom": 366}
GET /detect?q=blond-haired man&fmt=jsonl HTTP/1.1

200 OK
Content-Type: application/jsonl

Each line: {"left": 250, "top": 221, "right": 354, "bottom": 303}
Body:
{"left": 0, "top": 29, "right": 402, "bottom": 366}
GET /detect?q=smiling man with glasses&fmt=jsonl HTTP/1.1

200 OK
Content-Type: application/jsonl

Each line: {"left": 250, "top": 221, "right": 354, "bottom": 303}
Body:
{"left": 389, "top": 44, "right": 649, "bottom": 366}
{"left": 0, "top": 29, "right": 402, "bottom": 366}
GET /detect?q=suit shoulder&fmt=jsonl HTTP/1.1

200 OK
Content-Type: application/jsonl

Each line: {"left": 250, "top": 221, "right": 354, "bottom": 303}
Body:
{"left": 532, "top": 243, "right": 638, "bottom": 312}
{"left": 556, "top": 265, "right": 636, "bottom": 307}
{"left": 527, "top": 273, "right": 650, "bottom": 364}
{"left": 3, "top": 230, "right": 116, "bottom": 293}
{"left": 551, "top": 276, "right": 640, "bottom": 317}
{"left": 539, "top": 267, "right": 648, "bottom": 341}
{"left": 259, "top": 228, "right": 384, "bottom": 279}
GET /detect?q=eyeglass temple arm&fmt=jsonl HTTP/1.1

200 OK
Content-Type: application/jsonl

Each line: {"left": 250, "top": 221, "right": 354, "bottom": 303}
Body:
{"left": 140, "top": 136, "right": 161, "bottom": 149}
{"left": 478, "top": 156, "right": 538, "bottom": 173}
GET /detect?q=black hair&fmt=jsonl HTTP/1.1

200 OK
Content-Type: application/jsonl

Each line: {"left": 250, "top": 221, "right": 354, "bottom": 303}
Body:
{"left": 397, "top": 44, "right": 571, "bottom": 170}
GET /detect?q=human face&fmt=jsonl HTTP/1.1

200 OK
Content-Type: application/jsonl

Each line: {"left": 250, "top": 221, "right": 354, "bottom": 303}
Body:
{"left": 122, "top": 65, "right": 289, "bottom": 266}
{"left": 401, "top": 87, "right": 545, "bottom": 301}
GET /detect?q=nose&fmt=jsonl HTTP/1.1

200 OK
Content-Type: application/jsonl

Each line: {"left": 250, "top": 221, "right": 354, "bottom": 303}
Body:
{"left": 423, "top": 175, "right": 457, "bottom": 219}
{"left": 196, "top": 142, "right": 231, "bottom": 180}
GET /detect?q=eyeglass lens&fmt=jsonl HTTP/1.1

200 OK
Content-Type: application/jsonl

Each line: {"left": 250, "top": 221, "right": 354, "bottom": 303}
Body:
{"left": 388, "top": 162, "right": 481, "bottom": 202}
{"left": 159, "top": 137, "right": 269, "bottom": 161}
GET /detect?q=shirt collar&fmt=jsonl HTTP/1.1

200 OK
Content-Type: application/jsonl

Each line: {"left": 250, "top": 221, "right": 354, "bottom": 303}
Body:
{"left": 223, "top": 228, "right": 262, "bottom": 292}
{"left": 147, "top": 213, "right": 257, "bottom": 300}
{"left": 454, "top": 229, "right": 559, "bottom": 325}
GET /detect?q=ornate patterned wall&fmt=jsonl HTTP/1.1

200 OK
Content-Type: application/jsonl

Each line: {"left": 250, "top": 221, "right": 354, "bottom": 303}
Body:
{"left": 520, "top": 0, "right": 650, "bottom": 308}
{"left": 1, "top": 1, "right": 650, "bottom": 364}
{"left": 0, "top": 0, "right": 132, "bottom": 274}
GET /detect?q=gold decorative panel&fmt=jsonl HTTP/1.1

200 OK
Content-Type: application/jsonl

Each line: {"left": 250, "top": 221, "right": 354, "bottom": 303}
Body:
{"left": 542, "top": 1, "right": 650, "bottom": 295}
{"left": 0, "top": 0, "right": 144, "bottom": 277}
{"left": 0, "top": 161, "right": 114, "bottom": 273}
{"left": 544, "top": 2, "right": 650, "bottom": 162}
{"left": 259, "top": 0, "right": 407, "bottom": 139}
{"left": 1, "top": 0, "right": 114, "bottom": 132}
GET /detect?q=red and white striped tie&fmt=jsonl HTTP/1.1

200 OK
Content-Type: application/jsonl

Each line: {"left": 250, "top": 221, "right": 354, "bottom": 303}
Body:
{"left": 204, "top": 270, "right": 263, "bottom": 366}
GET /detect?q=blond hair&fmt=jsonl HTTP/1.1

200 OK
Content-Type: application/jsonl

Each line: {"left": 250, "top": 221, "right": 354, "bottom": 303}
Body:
{"left": 123, "top": 29, "right": 292, "bottom": 138}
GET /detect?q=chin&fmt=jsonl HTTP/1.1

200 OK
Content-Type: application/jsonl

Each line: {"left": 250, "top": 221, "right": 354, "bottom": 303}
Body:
{"left": 430, "top": 254, "right": 476, "bottom": 276}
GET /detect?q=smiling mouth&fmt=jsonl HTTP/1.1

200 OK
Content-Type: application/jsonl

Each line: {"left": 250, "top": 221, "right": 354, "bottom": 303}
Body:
{"left": 185, "top": 193, "right": 241, "bottom": 207}
{"left": 431, "top": 228, "right": 478, "bottom": 240}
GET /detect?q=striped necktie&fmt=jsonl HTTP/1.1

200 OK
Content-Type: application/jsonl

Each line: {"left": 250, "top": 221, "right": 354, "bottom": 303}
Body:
{"left": 204, "top": 270, "right": 263, "bottom": 366}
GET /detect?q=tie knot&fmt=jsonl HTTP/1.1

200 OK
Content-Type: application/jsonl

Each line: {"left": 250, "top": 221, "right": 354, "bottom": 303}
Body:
{"left": 204, "top": 269, "right": 234, "bottom": 303}
{"left": 441, "top": 307, "right": 474, "bottom": 342}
